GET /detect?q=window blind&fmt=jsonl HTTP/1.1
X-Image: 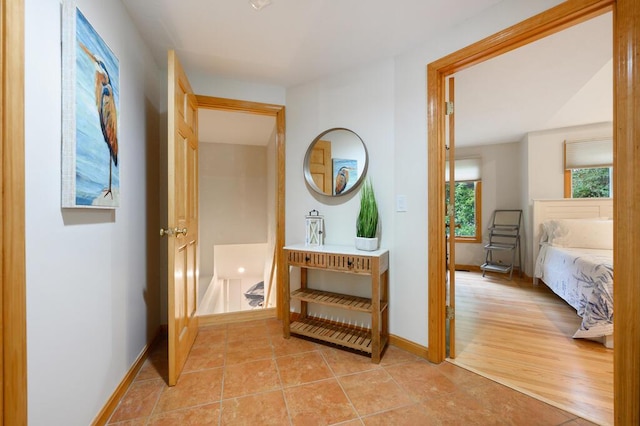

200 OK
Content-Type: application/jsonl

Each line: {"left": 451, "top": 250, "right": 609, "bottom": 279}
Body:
{"left": 445, "top": 158, "right": 481, "bottom": 182}
{"left": 564, "top": 138, "right": 613, "bottom": 169}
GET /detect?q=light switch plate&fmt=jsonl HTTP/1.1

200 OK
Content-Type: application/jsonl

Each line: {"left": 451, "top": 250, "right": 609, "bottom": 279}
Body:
{"left": 396, "top": 195, "right": 407, "bottom": 212}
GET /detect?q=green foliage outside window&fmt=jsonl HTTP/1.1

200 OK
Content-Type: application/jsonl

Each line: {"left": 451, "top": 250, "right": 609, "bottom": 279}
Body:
{"left": 571, "top": 168, "right": 611, "bottom": 198}
{"left": 445, "top": 181, "right": 477, "bottom": 237}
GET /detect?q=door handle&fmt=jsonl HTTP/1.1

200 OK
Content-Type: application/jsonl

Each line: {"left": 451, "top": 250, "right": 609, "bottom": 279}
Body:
{"left": 160, "top": 227, "right": 188, "bottom": 237}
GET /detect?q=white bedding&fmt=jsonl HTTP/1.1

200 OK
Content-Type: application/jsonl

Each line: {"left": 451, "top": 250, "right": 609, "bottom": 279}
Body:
{"left": 534, "top": 244, "right": 613, "bottom": 339}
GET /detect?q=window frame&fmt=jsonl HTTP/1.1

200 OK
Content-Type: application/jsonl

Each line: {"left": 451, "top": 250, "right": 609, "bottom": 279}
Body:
{"left": 446, "top": 180, "right": 482, "bottom": 244}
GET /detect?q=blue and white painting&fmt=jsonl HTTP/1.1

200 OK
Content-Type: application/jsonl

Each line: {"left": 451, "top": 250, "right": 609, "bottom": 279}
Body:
{"left": 62, "top": 6, "right": 120, "bottom": 208}
{"left": 332, "top": 158, "right": 358, "bottom": 195}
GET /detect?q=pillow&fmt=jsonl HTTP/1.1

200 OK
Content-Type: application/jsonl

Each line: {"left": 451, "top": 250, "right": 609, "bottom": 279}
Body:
{"left": 541, "top": 218, "right": 613, "bottom": 250}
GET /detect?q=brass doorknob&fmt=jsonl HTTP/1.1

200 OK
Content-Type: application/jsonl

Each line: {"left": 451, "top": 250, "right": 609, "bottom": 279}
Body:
{"left": 159, "top": 227, "right": 188, "bottom": 237}
{"left": 174, "top": 227, "right": 188, "bottom": 237}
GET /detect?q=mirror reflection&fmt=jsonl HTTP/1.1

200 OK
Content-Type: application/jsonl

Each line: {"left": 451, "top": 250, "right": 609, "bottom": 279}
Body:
{"left": 304, "top": 128, "right": 368, "bottom": 196}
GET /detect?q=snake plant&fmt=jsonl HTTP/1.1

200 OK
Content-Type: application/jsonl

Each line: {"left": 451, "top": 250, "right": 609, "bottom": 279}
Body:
{"left": 356, "top": 179, "right": 378, "bottom": 238}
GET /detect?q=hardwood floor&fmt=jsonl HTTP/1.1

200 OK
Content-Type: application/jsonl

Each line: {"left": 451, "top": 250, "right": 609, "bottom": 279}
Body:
{"left": 449, "top": 271, "right": 613, "bottom": 426}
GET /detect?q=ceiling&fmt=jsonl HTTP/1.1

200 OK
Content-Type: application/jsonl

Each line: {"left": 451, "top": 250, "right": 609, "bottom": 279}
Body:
{"left": 121, "top": 1, "right": 612, "bottom": 147}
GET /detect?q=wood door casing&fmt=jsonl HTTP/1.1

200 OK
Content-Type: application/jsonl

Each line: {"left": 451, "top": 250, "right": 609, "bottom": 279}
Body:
{"left": 194, "top": 95, "right": 286, "bottom": 321}
{"left": 167, "top": 50, "right": 199, "bottom": 386}
{"left": 1, "top": 0, "right": 28, "bottom": 423}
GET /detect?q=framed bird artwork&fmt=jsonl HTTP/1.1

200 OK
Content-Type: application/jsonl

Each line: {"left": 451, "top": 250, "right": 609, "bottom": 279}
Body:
{"left": 332, "top": 158, "right": 358, "bottom": 196}
{"left": 62, "top": 1, "right": 120, "bottom": 208}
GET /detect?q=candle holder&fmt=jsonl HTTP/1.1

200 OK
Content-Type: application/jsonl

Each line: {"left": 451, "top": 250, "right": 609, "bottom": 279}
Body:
{"left": 305, "top": 209, "right": 324, "bottom": 246}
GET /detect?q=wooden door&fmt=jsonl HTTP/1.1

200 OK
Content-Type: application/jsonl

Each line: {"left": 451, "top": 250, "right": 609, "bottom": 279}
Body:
{"left": 446, "top": 76, "right": 456, "bottom": 358}
{"left": 309, "top": 140, "right": 332, "bottom": 194}
{"left": 166, "top": 50, "right": 199, "bottom": 386}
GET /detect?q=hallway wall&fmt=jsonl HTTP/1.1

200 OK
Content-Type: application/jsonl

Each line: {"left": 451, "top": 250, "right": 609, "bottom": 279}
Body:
{"left": 25, "top": 0, "right": 162, "bottom": 424}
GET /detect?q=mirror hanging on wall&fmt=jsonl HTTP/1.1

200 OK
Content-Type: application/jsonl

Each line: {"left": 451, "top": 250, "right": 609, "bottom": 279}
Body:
{"left": 303, "top": 128, "right": 368, "bottom": 197}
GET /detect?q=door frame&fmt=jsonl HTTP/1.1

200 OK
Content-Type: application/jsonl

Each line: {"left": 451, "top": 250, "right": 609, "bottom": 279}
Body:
{"left": 1, "top": 0, "right": 28, "bottom": 423}
{"left": 195, "top": 95, "right": 286, "bottom": 320}
{"left": 427, "top": 0, "right": 640, "bottom": 423}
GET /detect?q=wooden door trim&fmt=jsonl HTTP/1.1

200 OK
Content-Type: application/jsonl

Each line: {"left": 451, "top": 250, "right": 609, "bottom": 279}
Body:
{"left": 1, "top": 0, "right": 28, "bottom": 423}
{"left": 428, "top": 0, "right": 640, "bottom": 423}
{"left": 194, "top": 95, "right": 286, "bottom": 320}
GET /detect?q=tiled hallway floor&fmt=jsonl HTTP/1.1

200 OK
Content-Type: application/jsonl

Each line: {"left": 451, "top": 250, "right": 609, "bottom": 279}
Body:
{"left": 107, "top": 319, "right": 596, "bottom": 425}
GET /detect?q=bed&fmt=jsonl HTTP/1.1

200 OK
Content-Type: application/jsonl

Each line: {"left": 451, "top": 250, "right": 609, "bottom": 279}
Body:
{"left": 532, "top": 199, "right": 614, "bottom": 348}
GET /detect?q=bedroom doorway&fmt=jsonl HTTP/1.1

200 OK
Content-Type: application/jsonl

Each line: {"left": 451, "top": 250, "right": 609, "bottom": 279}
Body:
{"left": 439, "top": 8, "right": 614, "bottom": 425}
{"left": 427, "top": 0, "right": 640, "bottom": 424}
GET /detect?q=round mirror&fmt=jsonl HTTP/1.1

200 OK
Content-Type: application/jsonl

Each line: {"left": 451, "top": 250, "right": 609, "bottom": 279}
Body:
{"left": 303, "top": 128, "right": 368, "bottom": 197}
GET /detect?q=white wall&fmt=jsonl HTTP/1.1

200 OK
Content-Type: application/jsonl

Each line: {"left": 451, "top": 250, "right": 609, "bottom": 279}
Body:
{"left": 189, "top": 71, "right": 286, "bottom": 106}
{"left": 286, "top": 59, "right": 395, "bottom": 248}
{"left": 454, "top": 142, "right": 522, "bottom": 266}
{"left": 25, "top": 0, "right": 162, "bottom": 424}
{"left": 199, "top": 142, "right": 268, "bottom": 282}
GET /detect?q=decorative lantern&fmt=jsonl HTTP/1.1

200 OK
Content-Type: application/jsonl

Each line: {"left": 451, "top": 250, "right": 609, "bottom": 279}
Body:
{"left": 305, "top": 209, "right": 324, "bottom": 246}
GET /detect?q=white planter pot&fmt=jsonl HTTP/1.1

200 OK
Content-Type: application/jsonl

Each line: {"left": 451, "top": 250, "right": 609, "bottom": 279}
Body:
{"left": 355, "top": 237, "right": 378, "bottom": 251}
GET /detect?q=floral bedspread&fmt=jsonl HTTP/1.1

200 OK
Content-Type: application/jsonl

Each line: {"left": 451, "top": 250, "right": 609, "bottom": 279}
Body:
{"left": 535, "top": 244, "right": 613, "bottom": 339}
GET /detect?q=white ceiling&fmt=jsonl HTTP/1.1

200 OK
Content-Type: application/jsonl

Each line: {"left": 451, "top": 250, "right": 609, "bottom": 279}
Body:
{"left": 121, "top": 1, "right": 612, "bottom": 147}
{"left": 454, "top": 12, "right": 612, "bottom": 146}
{"left": 121, "top": 0, "right": 504, "bottom": 87}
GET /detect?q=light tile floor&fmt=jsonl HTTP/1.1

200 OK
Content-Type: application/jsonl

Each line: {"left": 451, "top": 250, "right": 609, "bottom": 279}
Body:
{"left": 107, "top": 319, "right": 596, "bottom": 425}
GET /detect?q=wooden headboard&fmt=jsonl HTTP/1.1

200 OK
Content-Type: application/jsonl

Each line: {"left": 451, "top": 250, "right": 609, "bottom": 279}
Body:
{"left": 532, "top": 198, "right": 613, "bottom": 275}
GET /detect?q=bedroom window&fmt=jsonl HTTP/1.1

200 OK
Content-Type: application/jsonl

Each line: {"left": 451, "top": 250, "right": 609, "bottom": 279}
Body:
{"left": 569, "top": 167, "right": 612, "bottom": 198}
{"left": 445, "top": 180, "right": 482, "bottom": 243}
{"left": 564, "top": 138, "right": 613, "bottom": 198}
{"left": 445, "top": 158, "right": 482, "bottom": 243}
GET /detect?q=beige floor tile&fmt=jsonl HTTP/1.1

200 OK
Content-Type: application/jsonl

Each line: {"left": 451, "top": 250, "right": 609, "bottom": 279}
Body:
{"left": 436, "top": 361, "right": 494, "bottom": 389}
{"left": 220, "top": 390, "right": 289, "bottom": 425}
{"left": 465, "top": 381, "right": 574, "bottom": 425}
{"left": 193, "top": 327, "right": 227, "bottom": 348}
{"left": 109, "top": 379, "right": 164, "bottom": 423}
{"left": 154, "top": 368, "right": 223, "bottom": 414}
{"left": 227, "top": 321, "right": 268, "bottom": 342}
{"left": 276, "top": 351, "right": 333, "bottom": 387}
{"left": 135, "top": 357, "right": 167, "bottom": 382}
{"left": 223, "top": 358, "right": 282, "bottom": 399}
{"left": 361, "top": 404, "right": 436, "bottom": 426}
{"left": 183, "top": 344, "right": 225, "bottom": 372}
{"left": 284, "top": 379, "right": 358, "bottom": 426}
{"left": 339, "top": 369, "right": 413, "bottom": 417}
{"left": 418, "top": 389, "right": 504, "bottom": 425}
{"left": 265, "top": 319, "right": 284, "bottom": 336}
{"left": 320, "top": 346, "right": 381, "bottom": 376}
{"left": 225, "top": 342, "right": 274, "bottom": 365}
{"left": 378, "top": 346, "right": 420, "bottom": 367}
{"left": 109, "top": 326, "right": 594, "bottom": 425}
{"left": 226, "top": 335, "right": 270, "bottom": 352}
{"left": 271, "top": 335, "right": 319, "bottom": 357}
{"left": 385, "top": 360, "right": 457, "bottom": 401}
{"left": 146, "top": 403, "right": 220, "bottom": 426}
